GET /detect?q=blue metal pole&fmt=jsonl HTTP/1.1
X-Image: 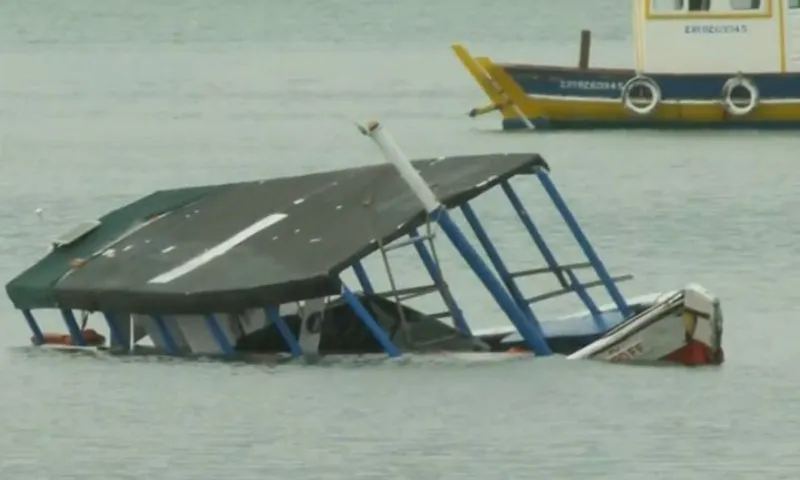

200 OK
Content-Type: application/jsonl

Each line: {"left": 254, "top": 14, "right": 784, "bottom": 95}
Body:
{"left": 22, "top": 310, "right": 45, "bottom": 345}
{"left": 60, "top": 309, "right": 87, "bottom": 347}
{"left": 204, "top": 314, "right": 235, "bottom": 356}
{"left": 409, "top": 228, "right": 472, "bottom": 337}
{"left": 436, "top": 209, "right": 552, "bottom": 356}
{"left": 265, "top": 307, "right": 303, "bottom": 358}
{"left": 341, "top": 283, "right": 402, "bottom": 358}
{"left": 102, "top": 312, "right": 125, "bottom": 349}
{"left": 563, "top": 270, "right": 606, "bottom": 330}
{"left": 500, "top": 181, "right": 568, "bottom": 288}
{"left": 352, "top": 261, "right": 375, "bottom": 295}
{"left": 151, "top": 315, "right": 179, "bottom": 355}
{"left": 501, "top": 181, "right": 606, "bottom": 328}
{"left": 358, "top": 120, "right": 548, "bottom": 355}
{"left": 460, "top": 203, "right": 546, "bottom": 332}
{"left": 535, "top": 169, "right": 632, "bottom": 318}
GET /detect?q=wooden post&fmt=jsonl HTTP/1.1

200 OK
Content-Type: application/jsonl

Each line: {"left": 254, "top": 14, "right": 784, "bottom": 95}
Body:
{"left": 579, "top": 30, "right": 591, "bottom": 69}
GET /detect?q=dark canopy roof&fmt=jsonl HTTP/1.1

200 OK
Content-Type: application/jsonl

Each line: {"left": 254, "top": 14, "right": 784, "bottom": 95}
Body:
{"left": 6, "top": 153, "right": 548, "bottom": 314}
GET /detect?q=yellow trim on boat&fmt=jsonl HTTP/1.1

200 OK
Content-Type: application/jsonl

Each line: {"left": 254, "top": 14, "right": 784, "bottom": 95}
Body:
{"left": 778, "top": 0, "right": 787, "bottom": 73}
{"left": 682, "top": 311, "right": 698, "bottom": 337}
{"left": 451, "top": 43, "right": 532, "bottom": 121}
{"left": 451, "top": 44, "right": 507, "bottom": 109}
{"left": 505, "top": 96, "right": 800, "bottom": 125}
{"left": 633, "top": 0, "right": 645, "bottom": 71}
{"left": 644, "top": 0, "right": 773, "bottom": 20}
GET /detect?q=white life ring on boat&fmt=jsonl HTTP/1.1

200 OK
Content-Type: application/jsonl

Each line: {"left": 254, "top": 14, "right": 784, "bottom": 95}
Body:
{"left": 621, "top": 75, "right": 662, "bottom": 116}
{"left": 721, "top": 76, "right": 759, "bottom": 116}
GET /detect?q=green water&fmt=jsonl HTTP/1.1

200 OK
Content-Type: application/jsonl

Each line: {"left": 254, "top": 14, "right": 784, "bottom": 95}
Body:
{"left": 1, "top": 0, "right": 800, "bottom": 478}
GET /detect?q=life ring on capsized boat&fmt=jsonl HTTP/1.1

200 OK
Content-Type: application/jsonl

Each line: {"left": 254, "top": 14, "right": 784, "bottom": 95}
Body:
{"left": 621, "top": 75, "right": 662, "bottom": 116}
{"left": 721, "top": 75, "right": 759, "bottom": 117}
{"left": 35, "top": 329, "right": 106, "bottom": 347}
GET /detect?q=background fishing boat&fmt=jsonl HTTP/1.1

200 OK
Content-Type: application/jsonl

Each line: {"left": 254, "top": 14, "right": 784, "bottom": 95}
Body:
{"left": 454, "top": 0, "right": 800, "bottom": 130}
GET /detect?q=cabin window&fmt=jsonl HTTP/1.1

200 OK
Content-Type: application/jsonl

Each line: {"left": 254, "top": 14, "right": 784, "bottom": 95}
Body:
{"left": 688, "top": 0, "right": 710, "bottom": 10}
{"left": 651, "top": 0, "right": 685, "bottom": 11}
{"left": 729, "top": 0, "right": 761, "bottom": 9}
{"left": 650, "top": 0, "right": 768, "bottom": 13}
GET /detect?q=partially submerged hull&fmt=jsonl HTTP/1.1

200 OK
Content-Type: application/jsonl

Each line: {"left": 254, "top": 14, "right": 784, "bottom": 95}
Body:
{"left": 237, "top": 293, "right": 656, "bottom": 357}
{"left": 567, "top": 285, "right": 724, "bottom": 365}
{"left": 471, "top": 292, "right": 660, "bottom": 354}
{"left": 481, "top": 286, "right": 724, "bottom": 366}
{"left": 34, "top": 288, "right": 723, "bottom": 367}
{"left": 452, "top": 44, "right": 800, "bottom": 131}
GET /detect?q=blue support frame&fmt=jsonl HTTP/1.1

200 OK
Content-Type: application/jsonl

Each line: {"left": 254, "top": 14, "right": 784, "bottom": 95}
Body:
{"left": 151, "top": 314, "right": 179, "bottom": 355}
{"left": 500, "top": 181, "right": 569, "bottom": 288}
{"left": 352, "top": 261, "right": 375, "bottom": 295}
{"left": 409, "top": 228, "right": 472, "bottom": 337}
{"left": 60, "top": 309, "right": 87, "bottom": 347}
{"left": 265, "top": 307, "right": 303, "bottom": 358}
{"left": 22, "top": 310, "right": 45, "bottom": 345}
{"left": 341, "top": 283, "right": 402, "bottom": 358}
{"left": 102, "top": 312, "right": 125, "bottom": 349}
{"left": 501, "top": 181, "right": 606, "bottom": 327}
{"left": 460, "top": 203, "right": 545, "bottom": 333}
{"left": 434, "top": 209, "right": 552, "bottom": 356}
{"left": 534, "top": 169, "right": 632, "bottom": 319}
{"left": 563, "top": 270, "right": 606, "bottom": 330}
{"left": 204, "top": 314, "right": 235, "bottom": 356}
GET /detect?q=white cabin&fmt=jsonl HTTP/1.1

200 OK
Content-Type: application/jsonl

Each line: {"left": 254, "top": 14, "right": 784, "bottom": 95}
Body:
{"left": 632, "top": 0, "right": 800, "bottom": 73}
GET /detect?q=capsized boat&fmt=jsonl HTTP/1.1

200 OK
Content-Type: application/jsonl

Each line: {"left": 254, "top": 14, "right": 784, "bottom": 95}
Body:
{"left": 453, "top": 0, "right": 800, "bottom": 131}
{"left": 6, "top": 121, "right": 723, "bottom": 365}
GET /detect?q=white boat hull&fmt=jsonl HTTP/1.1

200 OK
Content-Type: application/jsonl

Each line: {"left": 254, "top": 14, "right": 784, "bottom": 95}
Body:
{"left": 567, "top": 284, "right": 723, "bottom": 365}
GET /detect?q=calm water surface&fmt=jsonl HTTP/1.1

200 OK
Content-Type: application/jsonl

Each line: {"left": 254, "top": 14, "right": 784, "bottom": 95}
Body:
{"left": 1, "top": 0, "right": 799, "bottom": 478}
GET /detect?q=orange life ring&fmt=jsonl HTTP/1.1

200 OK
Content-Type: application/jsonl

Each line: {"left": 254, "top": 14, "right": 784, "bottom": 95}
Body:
{"left": 35, "top": 328, "right": 106, "bottom": 347}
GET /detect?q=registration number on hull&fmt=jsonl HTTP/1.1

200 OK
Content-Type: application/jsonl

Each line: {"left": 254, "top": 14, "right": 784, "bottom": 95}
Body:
{"left": 605, "top": 341, "right": 644, "bottom": 362}
{"left": 558, "top": 80, "right": 625, "bottom": 91}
